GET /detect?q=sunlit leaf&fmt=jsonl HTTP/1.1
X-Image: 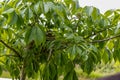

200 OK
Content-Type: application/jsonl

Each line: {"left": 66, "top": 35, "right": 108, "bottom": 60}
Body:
{"left": 83, "top": 6, "right": 93, "bottom": 16}
{"left": 2, "top": 8, "right": 14, "bottom": 14}
{"left": 102, "top": 48, "right": 109, "bottom": 63}
{"left": 104, "top": 9, "right": 114, "bottom": 17}
{"left": 44, "top": 2, "right": 54, "bottom": 13}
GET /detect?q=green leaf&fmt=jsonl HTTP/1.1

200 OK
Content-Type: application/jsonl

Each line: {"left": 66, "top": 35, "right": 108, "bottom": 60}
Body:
{"left": 64, "top": 70, "right": 73, "bottom": 80}
{"left": 1, "top": 0, "right": 120, "bottom": 79}
{"left": 64, "top": 61, "right": 74, "bottom": 75}
{"left": 72, "top": 45, "right": 76, "bottom": 55}
{"left": 115, "top": 23, "right": 120, "bottom": 34}
{"left": 49, "top": 63, "right": 57, "bottom": 80}
{"left": 91, "top": 7, "right": 100, "bottom": 20}
{"left": 16, "top": 15, "right": 24, "bottom": 27}
{"left": 113, "top": 40, "right": 120, "bottom": 62}
{"left": 83, "top": 6, "right": 93, "bottom": 16}
{"left": 75, "top": 0, "right": 80, "bottom": 9}
{"left": 55, "top": 53, "right": 62, "bottom": 66}
{"left": 25, "top": 8, "right": 33, "bottom": 19}
{"left": 104, "top": 9, "right": 114, "bottom": 17}
{"left": 25, "top": 26, "right": 46, "bottom": 46}
{"left": 33, "top": 61, "right": 39, "bottom": 73}
{"left": 43, "top": 64, "right": 50, "bottom": 80}
{"left": 26, "top": 63, "right": 34, "bottom": 78}
{"left": 67, "top": 45, "right": 77, "bottom": 60}
{"left": 81, "top": 57, "right": 94, "bottom": 74}
{"left": 117, "top": 50, "right": 120, "bottom": 62}
{"left": 25, "top": 27, "right": 33, "bottom": 44}
{"left": 2, "top": 8, "right": 14, "bottom": 14}
{"left": 44, "top": 2, "right": 54, "bottom": 13}
{"left": 7, "top": 11, "right": 18, "bottom": 25}
{"left": 13, "top": 68, "right": 20, "bottom": 77}
{"left": 102, "top": 48, "right": 109, "bottom": 63}
{"left": 0, "top": 16, "right": 6, "bottom": 26}
{"left": 90, "top": 52, "right": 98, "bottom": 63}
{"left": 66, "top": 33, "right": 74, "bottom": 39}
{"left": 74, "top": 36, "right": 84, "bottom": 43}
{"left": 76, "top": 46, "right": 82, "bottom": 55}
{"left": 73, "top": 70, "right": 78, "bottom": 80}
{"left": 90, "top": 45, "right": 98, "bottom": 53}
{"left": 34, "top": 1, "right": 40, "bottom": 13}
{"left": 64, "top": 69, "right": 78, "bottom": 80}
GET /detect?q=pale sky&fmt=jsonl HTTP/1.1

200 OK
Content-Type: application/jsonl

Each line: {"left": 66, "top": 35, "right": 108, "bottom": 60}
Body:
{"left": 0, "top": 0, "right": 120, "bottom": 13}
{"left": 79, "top": 0, "right": 120, "bottom": 13}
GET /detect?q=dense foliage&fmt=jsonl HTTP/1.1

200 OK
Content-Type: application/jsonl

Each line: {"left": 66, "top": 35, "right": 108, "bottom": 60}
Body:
{"left": 0, "top": 0, "right": 120, "bottom": 80}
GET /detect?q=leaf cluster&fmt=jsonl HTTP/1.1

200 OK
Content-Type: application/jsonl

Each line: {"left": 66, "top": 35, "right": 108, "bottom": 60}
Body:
{"left": 0, "top": 0, "right": 120, "bottom": 80}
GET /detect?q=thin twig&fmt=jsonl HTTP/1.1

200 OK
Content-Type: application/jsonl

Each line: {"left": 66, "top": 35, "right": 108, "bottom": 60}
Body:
{"left": 0, "top": 39, "right": 22, "bottom": 58}
{"left": 90, "top": 34, "right": 120, "bottom": 43}
{"left": 84, "top": 28, "right": 107, "bottom": 39}
{"left": 0, "top": 54, "right": 18, "bottom": 57}
{"left": 47, "top": 49, "right": 52, "bottom": 61}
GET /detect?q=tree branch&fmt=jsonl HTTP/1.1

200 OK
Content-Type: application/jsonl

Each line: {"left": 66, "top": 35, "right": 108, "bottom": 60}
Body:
{"left": 0, "top": 39, "right": 22, "bottom": 58}
{"left": 84, "top": 28, "right": 107, "bottom": 39}
{"left": 84, "top": 25, "right": 113, "bottom": 39}
{"left": 90, "top": 34, "right": 120, "bottom": 43}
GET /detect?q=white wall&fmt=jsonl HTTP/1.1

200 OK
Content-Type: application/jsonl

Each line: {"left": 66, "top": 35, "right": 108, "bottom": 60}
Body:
{"left": 79, "top": 0, "right": 120, "bottom": 13}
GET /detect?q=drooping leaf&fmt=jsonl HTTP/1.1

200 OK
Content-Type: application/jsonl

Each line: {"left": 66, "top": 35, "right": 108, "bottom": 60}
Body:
{"left": 102, "top": 48, "right": 109, "bottom": 63}
{"left": 83, "top": 6, "right": 94, "bottom": 16}
{"left": 73, "top": 70, "right": 78, "bottom": 80}
{"left": 25, "top": 26, "right": 46, "bottom": 46}
{"left": 25, "top": 27, "right": 33, "bottom": 44}
{"left": 64, "top": 61, "right": 74, "bottom": 75}
{"left": 67, "top": 45, "right": 78, "bottom": 60}
{"left": 44, "top": 2, "right": 54, "bottom": 13}
{"left": 91, "top": 7, "right": 100, "bottom": 21}
{"left": 34, "top": 1, "right": 40, "bottom": 13}
{"left": 81, "top": 57, "right": 94, "bottom": 74}
{"left": 49, "top": 63, "right": 57, "bottom": 80}
{"left": 26, "top": 8, "right": 33, "bottom": 19}
{"left": 7, "top": 11, "right": 18, "bottom": 25}
{"left": 64, "top": 70, "right": 73, "bottom": 80}
{"left": 43, "top": 64, "right": 50, "bottom": 80}
{"left": 16, "top": 15, "right": 24, "bottom": 28}
{"left": 64, "top": 69, "right": 78, "bottom": 80}
{"left": 76, "top": 46, "right": 82, "bottom": 55}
